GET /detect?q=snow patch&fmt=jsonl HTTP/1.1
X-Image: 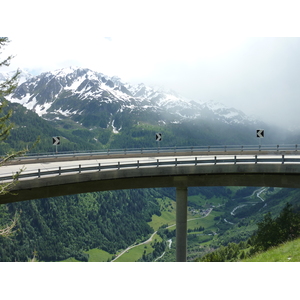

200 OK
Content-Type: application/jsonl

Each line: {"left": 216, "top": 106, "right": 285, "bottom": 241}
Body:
{"left": 111, "top": 119, "right": 121, "bottom": 133}
{"left": 35, "top": 102, "right": 52, "bottom": 116}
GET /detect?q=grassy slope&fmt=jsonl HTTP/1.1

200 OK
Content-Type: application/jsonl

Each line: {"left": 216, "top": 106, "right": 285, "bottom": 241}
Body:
{"left": 242, "top": 238, "right": 300, "bottom": 262}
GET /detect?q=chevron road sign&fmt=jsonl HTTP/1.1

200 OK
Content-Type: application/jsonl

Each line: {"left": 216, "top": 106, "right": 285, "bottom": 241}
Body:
{"left": 156, "top": 133, "right": 162, "bottom": 141}
{"left": 256, "top": 130, "right": 264, "bottom": 138}
{"left": 52, "top": 136, "right": 60, "bottom": 145}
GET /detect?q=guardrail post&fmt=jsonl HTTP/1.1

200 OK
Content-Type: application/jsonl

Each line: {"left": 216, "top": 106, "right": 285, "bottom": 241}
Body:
{"left": 157, "top": 159, "right": 159, "bottom": 167}
{"left": 282, "top": 155, "right": 284, "bottom": 164}
{"left": 175, "top": 158, "right": 178, "bottom": 167}
{"left": 195, "top": 157, "right": 197, "bottom": 166}
{"left": 59, "top": 167, "right": 61, "bottom": 175}
{"left": 137, "top": 160, "right": 139, "bottom": 169}
{"left": 234, "top": 156, "right": 237, "bottom": 164}
{"left": 277, "top": 145, "right": 279, "bottom": 152}
{"left": 79, "top": 165, "right": 81, "bottom": 173}
{"left": 98, "top": 163, "right": 101, "bottom": 171}
{"left": 118, "top": 162, "right": 120, "bottom": 170}
{"left": 255, "top": 155, "right": 257, "bottom": 164}
{"left": 38, "top": 169, "right": 41, "bottom": 178}
{"left": 214, "top": 156, "right": 217, "bottom": 165}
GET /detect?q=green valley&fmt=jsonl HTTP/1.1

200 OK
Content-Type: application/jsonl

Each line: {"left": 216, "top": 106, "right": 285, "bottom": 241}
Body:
{"left": 48, "top": 186, "right": 300, "bottom": 262}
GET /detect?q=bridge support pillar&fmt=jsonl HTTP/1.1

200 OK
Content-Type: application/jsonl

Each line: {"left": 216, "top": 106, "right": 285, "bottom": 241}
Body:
{"left": 176, "top": 186, "right": 188, "bottom": 262}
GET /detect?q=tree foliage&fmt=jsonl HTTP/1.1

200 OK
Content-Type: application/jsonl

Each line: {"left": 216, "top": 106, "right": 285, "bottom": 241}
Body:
{"left": 253, "top": 203, "right": 300, "bottom": 251}
{"left": 0, "top": 38, "right": 20, "bottom": 145}
{"left": 0, "top": 189, "right": 161, "bottom": 261}
{"left": 0, "top": 38, "right": 20, "bottom": 98}
{"left": 0, "top": 37, "right": 24, "bottom": 237}
{"left": 0, "top": 38, "right": 27, "bottom": 161}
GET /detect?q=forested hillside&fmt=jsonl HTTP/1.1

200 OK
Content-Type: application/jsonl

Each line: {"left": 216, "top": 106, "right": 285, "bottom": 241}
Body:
{"left": 0, "top": 189, "right": 161, "bottom": 261}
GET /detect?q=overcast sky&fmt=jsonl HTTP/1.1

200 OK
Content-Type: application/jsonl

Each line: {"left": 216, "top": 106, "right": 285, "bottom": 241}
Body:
{"left": 2, "top": 0, "right": 300, "bottom": 129}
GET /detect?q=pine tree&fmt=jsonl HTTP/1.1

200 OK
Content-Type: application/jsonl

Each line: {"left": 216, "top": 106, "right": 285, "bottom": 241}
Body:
{"left": 0, "top": 38, "right": 20, "bottom": 98}
{"left": 0, "top": 37, "right": 20, "bottom": 141}
{"left": 0, "top": 37, "right": 22, "bottom": 237}
{"left": 0, "top": 37, "right": 24, "bottom": 163}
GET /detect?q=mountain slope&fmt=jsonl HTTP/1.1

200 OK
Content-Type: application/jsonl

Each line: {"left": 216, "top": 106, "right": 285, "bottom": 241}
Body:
{"left": 0, "top": 189, "right": 162, "bottom": 262}
{"left": 5, "top": 67, "right": 258, "bottom": 132}
{"left": 0, "top": 101, "right": 107, "bottom": 154}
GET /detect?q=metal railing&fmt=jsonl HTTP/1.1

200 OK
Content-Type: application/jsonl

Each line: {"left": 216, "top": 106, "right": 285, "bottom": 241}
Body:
{"left": 1, "top": 154, "right": 300, "bottom": 182}
{"left": 6, "top": 144, "right": 300, "bottom": 163}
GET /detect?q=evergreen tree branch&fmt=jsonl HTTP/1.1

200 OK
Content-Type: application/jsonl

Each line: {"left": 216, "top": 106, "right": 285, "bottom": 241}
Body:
{"left": 0, "top": 210, "right": 19, "bottom": 237}
{"left": 0, "top": 37, "right": 27, "bottom": 238}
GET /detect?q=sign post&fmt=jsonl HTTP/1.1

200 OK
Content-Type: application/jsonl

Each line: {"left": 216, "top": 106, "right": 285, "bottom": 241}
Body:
{"left": 256, "top": 130, "right": 264, "bottom": 148}
{"left": 52, "top": 136, "right": 60, "bottom": 153}
{"left": 156, "top": 133, "right": 162, "bottom": 150}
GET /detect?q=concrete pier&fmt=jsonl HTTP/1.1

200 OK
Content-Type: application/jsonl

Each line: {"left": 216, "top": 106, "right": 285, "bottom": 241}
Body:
{"left": 176, "top": 187, "right": 188, "bottom": 262}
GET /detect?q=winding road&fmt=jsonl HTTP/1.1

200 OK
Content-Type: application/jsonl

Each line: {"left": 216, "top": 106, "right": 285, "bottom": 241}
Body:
{"left": 228, "top": 187, "right": 268, "bottom": 223}
{"left": 111, "top": 208, "right": 213, "bottom": 262}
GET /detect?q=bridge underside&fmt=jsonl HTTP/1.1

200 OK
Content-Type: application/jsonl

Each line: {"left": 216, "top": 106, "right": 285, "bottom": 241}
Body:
{"left": 1, "top": 164, "right": 300, "bottom": 204}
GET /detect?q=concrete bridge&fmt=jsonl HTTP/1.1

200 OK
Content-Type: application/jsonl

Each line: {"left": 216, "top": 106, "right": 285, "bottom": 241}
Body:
{"left": 1, "top": 145, "right": 300, "bottom": 261}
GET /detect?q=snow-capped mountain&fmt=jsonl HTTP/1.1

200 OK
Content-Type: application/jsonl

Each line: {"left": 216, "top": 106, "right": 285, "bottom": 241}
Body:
{"left": 3, "top": 67, "right": 256, "bottom": 131}
{"left": 0, "top": 68, "right": 33, "bottom": 85}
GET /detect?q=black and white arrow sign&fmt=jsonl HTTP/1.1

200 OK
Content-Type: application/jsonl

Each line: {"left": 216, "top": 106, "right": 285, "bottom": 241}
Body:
{"left": 256, "top": 130, "right": 264, "bottom": 138}
{"left": 156, "top": 133, "right": 162, "bottom": 141}
{"left": 52, "top": 136, "right": 60, "bottom": 145}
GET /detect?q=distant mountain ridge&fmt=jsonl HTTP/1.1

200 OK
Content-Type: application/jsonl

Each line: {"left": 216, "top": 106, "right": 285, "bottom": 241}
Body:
{"left": 3, "top": 67, "right": 257, "bottom": 132}
{"left": 0, "top": 68, "right": 33, "bottom": 85}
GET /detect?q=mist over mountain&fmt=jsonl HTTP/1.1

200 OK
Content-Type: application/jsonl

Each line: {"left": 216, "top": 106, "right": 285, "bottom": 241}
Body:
{"left": 4, "top": 67, "right": 258, "bottom": 129}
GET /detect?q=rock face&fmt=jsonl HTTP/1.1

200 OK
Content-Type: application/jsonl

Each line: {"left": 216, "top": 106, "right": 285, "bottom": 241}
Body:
{"left": 4, "top": 66, "right": 257, "bottom": 131}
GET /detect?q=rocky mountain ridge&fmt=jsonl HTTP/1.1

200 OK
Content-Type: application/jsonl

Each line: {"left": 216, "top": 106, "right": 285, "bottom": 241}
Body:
{"left": 3, "top": 67, "right": 257, "bottom": 132}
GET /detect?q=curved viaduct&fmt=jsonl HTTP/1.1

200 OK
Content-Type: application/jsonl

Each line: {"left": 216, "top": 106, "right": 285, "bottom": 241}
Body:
{"left": 1, "top": 148, "right": 300, "bottom": 261}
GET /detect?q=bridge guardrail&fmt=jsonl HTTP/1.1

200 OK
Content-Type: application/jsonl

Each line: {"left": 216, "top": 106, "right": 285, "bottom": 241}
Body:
{"left": 6, "top": 144, "right": 300, "bottom": 162}
{"left": 2, "top": 154, "right": 300, "bottom": 182}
